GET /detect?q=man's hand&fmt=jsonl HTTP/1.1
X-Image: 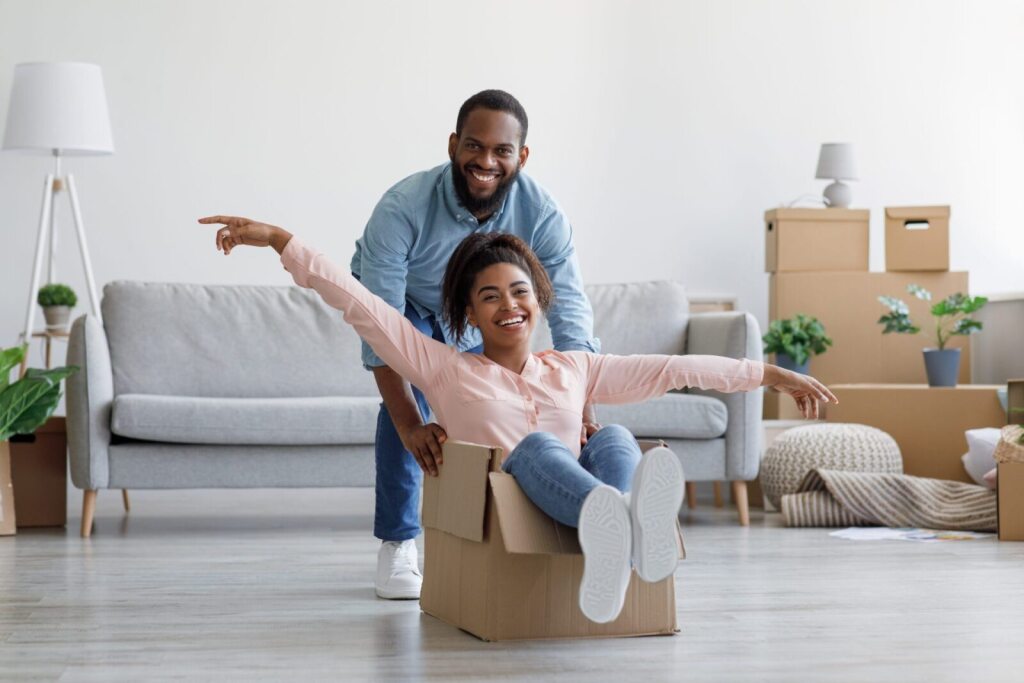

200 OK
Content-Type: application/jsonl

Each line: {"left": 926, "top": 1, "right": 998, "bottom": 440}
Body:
{"left": 762, "top": 364, "right": 838, "bottom": 420}
{"left": 198, "top": 215, "right": 293, "bottom": 255}
{"left": 398, "top": 422, "right": 447, "bottom": 477}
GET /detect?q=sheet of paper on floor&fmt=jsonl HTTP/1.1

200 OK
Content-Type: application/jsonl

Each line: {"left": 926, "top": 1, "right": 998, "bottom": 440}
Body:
{"left": 829, "top": 527, "right": 993, "bottom": 542}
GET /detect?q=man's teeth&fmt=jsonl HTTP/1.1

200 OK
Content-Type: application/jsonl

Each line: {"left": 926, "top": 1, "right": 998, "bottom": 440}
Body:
{"left": 472, "top": 171, "right": 498, "bottom": 182}
{"left": 497, "top": 317, "right": 524, "bottom": 327}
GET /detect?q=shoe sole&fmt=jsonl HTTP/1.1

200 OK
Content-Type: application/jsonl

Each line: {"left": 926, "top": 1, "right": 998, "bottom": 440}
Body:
{"left": 578, "top": 485, "right": 633, "bottom": 624}
{"left": 631, "top": 446, "right": 684, "bottom": 583}
{"left": 375, "top": 586, "right": 421, "bottom": 600}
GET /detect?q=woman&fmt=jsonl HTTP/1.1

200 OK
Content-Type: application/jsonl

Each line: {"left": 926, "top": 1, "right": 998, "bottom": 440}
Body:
{"left": 200, "top": 215, "right": 836, "bottom": 623}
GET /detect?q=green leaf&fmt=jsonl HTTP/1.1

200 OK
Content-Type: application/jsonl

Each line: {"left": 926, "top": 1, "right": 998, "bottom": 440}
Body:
{"left": 951, "top": 318, "right": 983, "bottom": 336}
{"left": 762, "top": 314, "right": 832, "bottom": 360}
{"left": 0, "top": 364, "right": 78, "bottom": 441}
{"left": 907, "top": 284, "right": 932, "bottom": 301}
{"left": 0, "top": 345, "right": 26, "bottom": 391}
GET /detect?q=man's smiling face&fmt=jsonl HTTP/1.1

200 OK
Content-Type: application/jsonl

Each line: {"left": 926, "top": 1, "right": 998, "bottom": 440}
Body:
{"left": 448, "top": 108, "right": 529, "bottom": 220}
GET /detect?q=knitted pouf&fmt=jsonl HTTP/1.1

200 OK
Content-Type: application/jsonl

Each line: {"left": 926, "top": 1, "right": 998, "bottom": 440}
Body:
{"left": 761, "top": 423, "right": 903, "bottom": 510}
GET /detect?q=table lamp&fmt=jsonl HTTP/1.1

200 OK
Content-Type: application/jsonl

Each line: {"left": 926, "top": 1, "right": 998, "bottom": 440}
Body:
{"left": 815, "top": 142, "right": 857, "bottom": 208}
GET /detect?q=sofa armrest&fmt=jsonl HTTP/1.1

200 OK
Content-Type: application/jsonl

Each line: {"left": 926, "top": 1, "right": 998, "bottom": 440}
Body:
{"left": 66, "top": 314, "right": 113, "bottom": 490}
{"left": 685, "top": 312, "right": 763, "bottom": 481}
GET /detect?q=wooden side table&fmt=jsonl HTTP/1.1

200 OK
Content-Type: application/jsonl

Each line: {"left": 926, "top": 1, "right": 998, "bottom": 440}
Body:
{"left": 825, "top": 384, "right": 1006, "bottom": 482}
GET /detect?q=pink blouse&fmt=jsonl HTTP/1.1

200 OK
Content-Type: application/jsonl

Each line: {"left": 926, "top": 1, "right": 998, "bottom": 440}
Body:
{"left": 281, "top": 238, "right": 764, "bottom": 458}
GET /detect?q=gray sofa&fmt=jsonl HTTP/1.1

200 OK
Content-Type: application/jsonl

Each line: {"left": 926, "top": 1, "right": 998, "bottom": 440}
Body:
{"left": 66, "top": 279, "right": 762, "bottom": 536}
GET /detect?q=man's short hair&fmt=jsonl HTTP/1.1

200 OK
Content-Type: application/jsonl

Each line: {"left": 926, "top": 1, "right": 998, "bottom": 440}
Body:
{"left": 455, "top": 90, "right": 529, "bottom": 146}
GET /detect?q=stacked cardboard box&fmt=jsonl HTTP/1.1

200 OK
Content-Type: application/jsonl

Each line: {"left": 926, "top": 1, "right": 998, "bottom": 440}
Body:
{"left": 764, "top": 206, "right": 969, "bottom": 419}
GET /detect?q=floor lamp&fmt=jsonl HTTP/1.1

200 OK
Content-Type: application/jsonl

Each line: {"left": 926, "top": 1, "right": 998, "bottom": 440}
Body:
{"left": 3, "top": 62, "right": 113, "bottom": 372}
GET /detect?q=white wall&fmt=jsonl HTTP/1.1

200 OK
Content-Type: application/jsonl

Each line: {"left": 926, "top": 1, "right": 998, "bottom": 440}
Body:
{"left": 2, "top": 0, "right": 1022, "bottom": 367}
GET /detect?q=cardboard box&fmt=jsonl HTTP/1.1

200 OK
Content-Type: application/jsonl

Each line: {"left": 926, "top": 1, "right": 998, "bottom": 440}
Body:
{"left": 1008, "top": 379, "right": 1024, "bottom": 424}
{"left": 0, "top": 441, "right": 15, "bottom": 536}
{"left": 9, "top": 417, "right": 67, "bottom": 528}
{"left": 769, "top": 270, "right": 971, "bottom": 386}
{"left": 998, "top": 462, "right": 1024, "bottom": 541}
{"left": 885, "top": 206, "right": 950, "bottom": 272}
{"left": 825, "top": 384, "right": 1005, "bottom": 483}
{"left": 764, "top": 208, "right": 869, "bottom": 273}
{"left": 421, "top": 440, "right": 681, "bottom": 641}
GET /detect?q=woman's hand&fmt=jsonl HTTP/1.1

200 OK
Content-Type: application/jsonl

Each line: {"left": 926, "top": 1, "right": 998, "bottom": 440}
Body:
{"left": 762, "top": 364, "right": 838, "bottom": 420}
{"left": 198, "top": 215, "right": 294, "bottom": 255}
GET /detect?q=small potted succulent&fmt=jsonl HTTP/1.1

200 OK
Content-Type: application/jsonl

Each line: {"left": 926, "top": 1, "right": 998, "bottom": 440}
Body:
{"left": 877, "top": 284, "right": 987, "bottom": 387}
{"left": 37, "top": 283, "right": 78, "bottom": 333}
{"left": 0, "top": 345, "right": 78, "bottom": 535}
{"left": 762, "top": 314, "right": 833, "bottom": 375}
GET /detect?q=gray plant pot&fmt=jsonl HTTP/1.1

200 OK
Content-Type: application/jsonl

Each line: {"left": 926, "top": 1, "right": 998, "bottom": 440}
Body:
{"left": 923, "top": 348, "right": 961, "bottom": 387}
{"left": 775, "top": 353, "right": 810, "bottom": 375}
{"left": 42, "top": 305, "right": 71, "bottom": 333}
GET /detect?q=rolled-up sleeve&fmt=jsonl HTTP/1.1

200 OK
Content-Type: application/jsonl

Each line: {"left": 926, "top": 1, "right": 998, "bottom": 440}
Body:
{"left": 355, "top": 192, "right": 415, "bottom": 369}
{"left": 531, "top": 205, "right": 600, "bottom": 353}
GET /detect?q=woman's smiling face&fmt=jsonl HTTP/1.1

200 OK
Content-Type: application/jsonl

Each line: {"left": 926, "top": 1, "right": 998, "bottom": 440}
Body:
{"left": 465, "top": 262, "right": 540, "bottom": 351}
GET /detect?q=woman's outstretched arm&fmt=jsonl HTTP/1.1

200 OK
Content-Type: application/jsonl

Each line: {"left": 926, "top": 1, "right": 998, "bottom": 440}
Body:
{"left": 575, "top": 352, "right": 836, "bottom": 420}
{"left": 199, "top": 215, "right": 457, "bottom": 390}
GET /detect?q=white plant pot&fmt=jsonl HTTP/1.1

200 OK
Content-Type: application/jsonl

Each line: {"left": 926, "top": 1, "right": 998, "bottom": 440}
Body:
{"left": 42, "top": 306, "right": 71, "bottom": 332}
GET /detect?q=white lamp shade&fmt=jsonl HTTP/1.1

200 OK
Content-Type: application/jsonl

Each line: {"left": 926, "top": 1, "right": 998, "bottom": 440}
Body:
{"left": 3, "top": 62, "right": 114, "bottom": 155}
{"left": 815, "top": 143, "right": 857, "bottom": 180}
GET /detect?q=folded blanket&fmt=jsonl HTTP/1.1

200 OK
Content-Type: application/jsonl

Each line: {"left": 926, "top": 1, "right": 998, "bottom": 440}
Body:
{"left": 781, "top": 469, "right": 997, "bottom": 532}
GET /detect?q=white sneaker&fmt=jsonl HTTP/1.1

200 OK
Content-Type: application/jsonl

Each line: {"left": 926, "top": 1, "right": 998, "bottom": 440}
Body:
{"left": 630, "top": 446, "right": 685, "bottom": 583}
{"left": 577, "top": 485, "right": 633, "bottom": 624}
{"left": 375, "top": 539, "right": 422, "bottom": 600}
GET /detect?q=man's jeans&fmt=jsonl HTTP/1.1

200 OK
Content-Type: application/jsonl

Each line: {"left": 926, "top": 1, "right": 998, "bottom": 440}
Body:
{"left": 374, "top": 304, "right": 481, "bottom": 542}
{"left": 501, "top": 425, "right": 642, "bottom": 528}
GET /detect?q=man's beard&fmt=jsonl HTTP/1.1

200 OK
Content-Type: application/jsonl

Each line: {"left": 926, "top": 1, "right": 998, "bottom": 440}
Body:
{"left": 451, "top": 162, "right": 520, "bottom": 218}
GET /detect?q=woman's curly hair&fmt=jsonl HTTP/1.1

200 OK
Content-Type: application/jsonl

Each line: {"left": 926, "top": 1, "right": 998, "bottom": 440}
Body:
{"left": 441, "top": 232, "right": 554, "bottom": 344}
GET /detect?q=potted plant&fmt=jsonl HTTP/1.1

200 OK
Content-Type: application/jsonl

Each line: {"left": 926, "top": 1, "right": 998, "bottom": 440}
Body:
{"left": 762, "top": 314, "right": 833, "bottom": 374}
{"left": 0, "top": 345, "right": 78, "bottom": 535}
{"left": 37, "top": 283, "right": 78, "bottom": 333}
{"left": 877, "top": 284, "right": 987, "bottom": 387}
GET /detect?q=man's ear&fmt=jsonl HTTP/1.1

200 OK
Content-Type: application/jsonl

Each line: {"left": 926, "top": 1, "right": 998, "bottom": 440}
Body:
{"left": 448, "top": 133, "right": 458, "bottom": 160}
{"left": 518, "top": 145, "right": 529, "bottom": 169}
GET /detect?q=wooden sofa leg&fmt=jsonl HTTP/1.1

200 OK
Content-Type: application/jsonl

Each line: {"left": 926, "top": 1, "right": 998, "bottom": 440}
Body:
{"left": 122, "top": 489, "right": 131, "bottom": 513}
{"left": 82, "top": 490, "right": 97, "bottom": 538}
{"left": 685, "top": 482, "right": 697, "bottom": 509}
{"left": 713, "top": 482, "right": 724, "bottom": 507}
{"left": 731, "top": 481, "right": 750, "bottom": 526}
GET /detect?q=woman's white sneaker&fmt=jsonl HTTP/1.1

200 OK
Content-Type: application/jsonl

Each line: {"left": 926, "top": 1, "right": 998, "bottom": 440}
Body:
{"left": 577, "top": 484, "right": 633, "bottom": 624}
{"left": 630, "top": 446, "right": 684, "bottom": 583}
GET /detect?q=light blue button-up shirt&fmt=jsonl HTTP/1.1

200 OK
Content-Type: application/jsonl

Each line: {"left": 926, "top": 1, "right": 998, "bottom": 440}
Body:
{"left": 351, "top": 162, "right": 599, "bottom": 369}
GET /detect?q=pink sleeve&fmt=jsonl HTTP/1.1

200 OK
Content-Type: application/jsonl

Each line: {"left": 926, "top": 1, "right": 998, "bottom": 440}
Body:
{"left": 576, "top": 352, "right": 764, "bottom": 405}
{"left": 280, "top": 237, "right": 457, "bottom": 387}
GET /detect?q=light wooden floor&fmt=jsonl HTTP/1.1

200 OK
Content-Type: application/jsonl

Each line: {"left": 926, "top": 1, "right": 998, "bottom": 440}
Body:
{"left": 3, "top": 488, "right": 1024, "bottom": 682}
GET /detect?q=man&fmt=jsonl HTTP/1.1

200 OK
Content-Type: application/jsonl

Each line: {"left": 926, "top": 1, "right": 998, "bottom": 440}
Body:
{"left": 353, "top": 90, "right": 598, "bottom": 599}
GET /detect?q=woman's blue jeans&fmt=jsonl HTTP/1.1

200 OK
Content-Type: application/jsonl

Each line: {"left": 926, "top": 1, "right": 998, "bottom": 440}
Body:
{"left": 501, "top": 425, "right": 642, "bottom": 528}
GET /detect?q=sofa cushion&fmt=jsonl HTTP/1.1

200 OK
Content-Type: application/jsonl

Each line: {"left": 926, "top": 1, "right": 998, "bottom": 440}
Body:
{"left": 111, "top": 394, "right": 380, "bottom": 445}
{"left": 532, "top": 281, "right": 688, "bottom": 355}
{"left": 595, "top": 393, "right": 727, "bottom": 439}
{"left": 103, "top": 281, "right": 380, "bottom": 398}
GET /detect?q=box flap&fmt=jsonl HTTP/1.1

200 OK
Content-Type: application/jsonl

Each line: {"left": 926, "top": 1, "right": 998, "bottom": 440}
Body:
{"left": 885, "top": 205, "right": 950, "bottom": 219}
{"left": 488, "top": 472, "right": 582, "bottom": 555}
{"left": 422, "top": 441, "right": 496, "bottom": 542}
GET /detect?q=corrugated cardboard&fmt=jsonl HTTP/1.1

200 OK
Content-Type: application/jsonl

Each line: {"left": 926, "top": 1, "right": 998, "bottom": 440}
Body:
{"left": 825, "top": 384, "right": 1006, "bottom": 482}
{"left": 9, "top": 417, "right": 67, "bottom": 528}
{"left": 1008, "top": 379, "right": 1024, "bottom": 424}
{"left": 885, "top": 206, "right": 950, "bottom": 272}
{"left": 764, "top": 208, "right": 869, "bottom": 273}
{"left": 421, "top": 440, "right": 681, "bottom": 641}
{"left": 0, "top": 442, "right": 15, "bottom": 536}
{"left": 768, "top": 270, "right": 971, "bottom": 387}
{"left": 998, "top": 462, "right": 1024, "bottom": 541}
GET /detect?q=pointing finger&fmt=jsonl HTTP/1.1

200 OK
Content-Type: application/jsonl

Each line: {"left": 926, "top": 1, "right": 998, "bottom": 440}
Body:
{"left": 198, "top": 215, "right": 246, "bottom": 226}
